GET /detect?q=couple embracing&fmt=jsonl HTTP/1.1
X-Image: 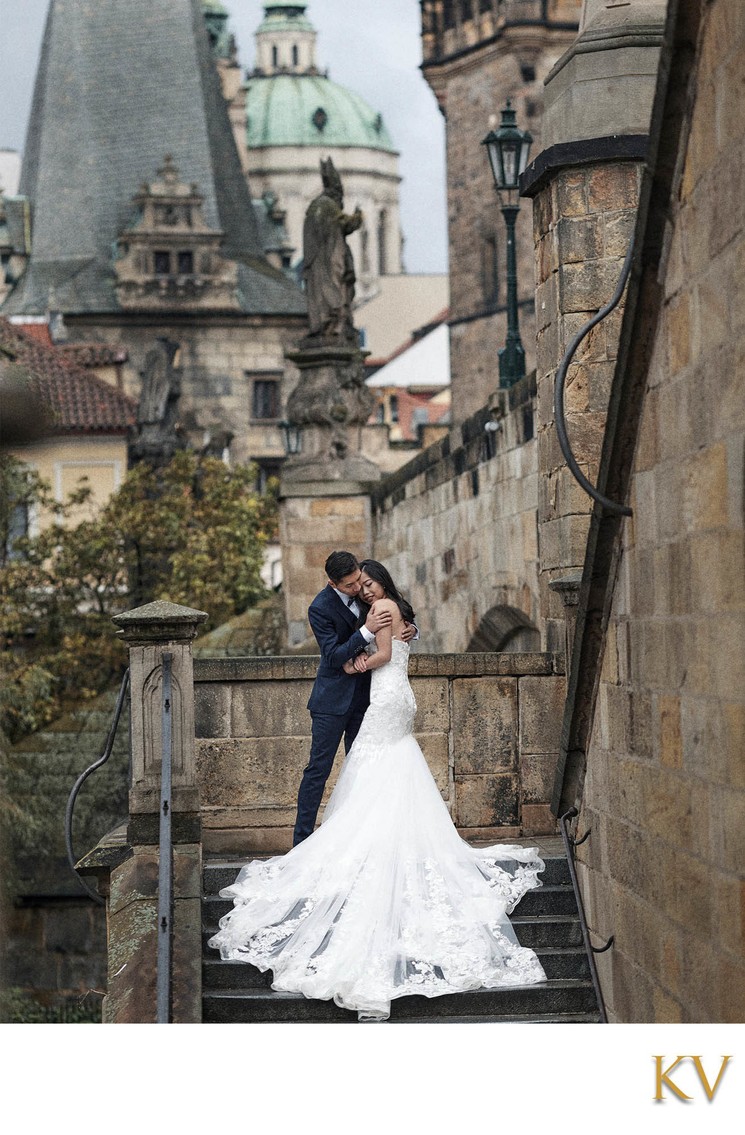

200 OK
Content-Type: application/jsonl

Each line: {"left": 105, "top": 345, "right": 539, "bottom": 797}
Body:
{"left": 209, "top": 551, "right": 547, "bottom": 1021}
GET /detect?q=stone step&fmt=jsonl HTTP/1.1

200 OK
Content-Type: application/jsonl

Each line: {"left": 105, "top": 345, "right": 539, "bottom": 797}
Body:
{"left": 202, "top": 854, "right": 572, "bottom": 894}
{"left": 201, "top": 945, "right": 590, "bottom": 992}
{"left": 201, "top": 884, "right": 576, "bottom": 932}
{"left": 510, "top": 915, "right": 583, "bottom": 949}
{"left": 202, "top": 978, "right": 598, "bottom": 1024}
{"left": 201, "top": 913, "right": 583, "bottom": 957}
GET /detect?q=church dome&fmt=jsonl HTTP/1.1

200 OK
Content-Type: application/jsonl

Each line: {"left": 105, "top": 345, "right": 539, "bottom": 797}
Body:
{"left": 246, "top": 73, "right": 396, "bottom": 152}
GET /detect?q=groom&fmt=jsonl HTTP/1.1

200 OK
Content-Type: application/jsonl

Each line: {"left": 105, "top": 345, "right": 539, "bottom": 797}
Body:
{"left": 292, "top": 549, "right": 414, "bottom": 846}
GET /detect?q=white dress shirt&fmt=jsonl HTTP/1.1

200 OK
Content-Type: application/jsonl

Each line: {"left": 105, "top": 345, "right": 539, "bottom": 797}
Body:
{"left": 332, "top": 587, "right": 375, "bottom": 642}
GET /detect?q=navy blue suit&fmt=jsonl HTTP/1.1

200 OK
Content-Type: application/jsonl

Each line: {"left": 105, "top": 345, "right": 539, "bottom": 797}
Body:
{"left": 292, "top": 585, "right": 371, "bottom": 845}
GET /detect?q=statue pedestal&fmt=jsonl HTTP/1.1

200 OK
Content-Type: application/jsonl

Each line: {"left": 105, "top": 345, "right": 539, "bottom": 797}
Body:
{"left": 279, "top": 341, "right": 380, "bottom": 647}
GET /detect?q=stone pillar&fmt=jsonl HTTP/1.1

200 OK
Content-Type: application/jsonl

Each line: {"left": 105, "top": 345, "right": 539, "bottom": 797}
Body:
{"left": 521, "top": 0, "right": 666, "bottom": 650}
{"left": 104, "top": 600, "right": 207, "bottom": 1023}
{"left": 280, "top": 344, "right": 381, "bottom": 648}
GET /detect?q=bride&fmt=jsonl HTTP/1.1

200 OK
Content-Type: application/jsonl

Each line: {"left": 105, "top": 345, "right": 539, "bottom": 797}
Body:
{"left": 208, "top": 559, "right": 547, "bottom": 1020}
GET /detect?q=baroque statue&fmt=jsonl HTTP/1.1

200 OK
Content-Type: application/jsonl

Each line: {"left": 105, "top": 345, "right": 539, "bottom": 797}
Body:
{"left": 302, "top": 158, "right": 362, "bottom": 344}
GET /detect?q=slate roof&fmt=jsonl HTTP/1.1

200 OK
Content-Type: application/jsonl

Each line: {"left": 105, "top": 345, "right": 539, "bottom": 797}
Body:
{"left": 2, "top": 0, "right": 305, "bottom": 319}
{"left": 0, "top": 319, "right": 136, "bottom": 435}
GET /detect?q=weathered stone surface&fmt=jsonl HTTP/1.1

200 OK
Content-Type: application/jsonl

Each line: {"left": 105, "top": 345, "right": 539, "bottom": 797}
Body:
{"left": 231, "top": 680, "right": 315, "bottom": 738}
{"left": 451, "top": 678, "right": 517, "bottom": 773}
{"left": 196, "top": 736, "right": 311, "bottom": 808}
{"left": 454, "top": 773, "right": 519, "bottom": 828}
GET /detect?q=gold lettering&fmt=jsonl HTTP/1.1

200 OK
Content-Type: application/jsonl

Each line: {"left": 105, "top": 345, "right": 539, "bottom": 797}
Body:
{"left": 653, "top": 1056, "right": 692, "bottom": 1101}
{"left": 691, "top": 1056, "right": 732, "bottom": 1102}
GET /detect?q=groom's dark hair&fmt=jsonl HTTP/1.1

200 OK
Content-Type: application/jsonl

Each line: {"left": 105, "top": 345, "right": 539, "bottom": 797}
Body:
{"left": 325, "top": 550, "right": 360, "bottom": 583}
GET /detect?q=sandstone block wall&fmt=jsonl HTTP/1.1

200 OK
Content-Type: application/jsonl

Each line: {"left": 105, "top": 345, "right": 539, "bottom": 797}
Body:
{"left": 370, "top": 377, "right": 540, "bottom": 653}
{"left": 576, "top": 0, "right": 745, "bottom": 1022}
{"left": 279, "top": 493, "right": 373, "bottom": 648}
{"left": 532, "top": 160, "right": 641, "bottom": 649}
{"left": 194, "top": 652, "right": 564, "bottom": 854}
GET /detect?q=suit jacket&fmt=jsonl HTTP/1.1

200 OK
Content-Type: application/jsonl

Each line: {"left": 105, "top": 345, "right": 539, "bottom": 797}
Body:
{"left": 306, "top": 585, "right": 371, "bottom": 716}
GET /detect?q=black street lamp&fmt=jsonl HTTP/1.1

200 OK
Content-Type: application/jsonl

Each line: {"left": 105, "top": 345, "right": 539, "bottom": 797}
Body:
{"left": 482, "top": 100, "right": 533, "bottom": 389}
{"left": 280, "top": 419, "right": 303, "bottom": 456}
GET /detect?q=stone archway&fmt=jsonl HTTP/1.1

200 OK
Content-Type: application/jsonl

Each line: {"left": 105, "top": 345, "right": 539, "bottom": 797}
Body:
{"left": 466, "top": 604, "right": 540, "bottom": 653}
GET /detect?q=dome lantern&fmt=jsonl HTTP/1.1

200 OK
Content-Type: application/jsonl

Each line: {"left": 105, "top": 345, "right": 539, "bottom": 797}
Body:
{"left": 254, "top": 1, "right": 318, "bottom": 76}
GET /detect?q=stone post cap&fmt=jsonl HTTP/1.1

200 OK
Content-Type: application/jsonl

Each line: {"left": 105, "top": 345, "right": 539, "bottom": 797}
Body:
{"left": 112, "top": 599, "right": 209, "bottom": 642}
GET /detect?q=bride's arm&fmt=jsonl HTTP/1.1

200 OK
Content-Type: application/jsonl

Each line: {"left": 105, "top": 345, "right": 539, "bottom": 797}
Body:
{"left": 354, "top": 601, "right": 395, "bottom": 671}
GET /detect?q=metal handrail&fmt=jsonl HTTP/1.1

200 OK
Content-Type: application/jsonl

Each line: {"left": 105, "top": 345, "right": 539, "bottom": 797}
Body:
{"left": 554, "top": 238, "right": 635, "bottom": 517}
{"left": 64, "top": 669, "right": 131, "bottom": 905}
{"left": 559, "top": 807, "right": 614, "bottom": 1023}
{"left": 156, "top": 651, "right": 174, "bottom": 1024}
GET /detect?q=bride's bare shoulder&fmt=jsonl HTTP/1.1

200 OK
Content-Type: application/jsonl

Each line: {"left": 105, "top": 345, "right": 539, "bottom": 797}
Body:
{"left": 371, "top": 597, "right": 398, "bottom": 614}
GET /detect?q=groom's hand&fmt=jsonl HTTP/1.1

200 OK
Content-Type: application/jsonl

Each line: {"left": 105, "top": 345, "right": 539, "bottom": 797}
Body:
{"left": 365, "top": 606, "right": 392, "bottom": 635}
{"left": 400, "top": 622, "right": 416, "bottom": 643}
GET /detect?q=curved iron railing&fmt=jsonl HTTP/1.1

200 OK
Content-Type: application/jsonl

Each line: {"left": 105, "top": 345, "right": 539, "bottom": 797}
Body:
{"left": 64, "top": 669, "right": 130, "bottom": 905}
{"left": 554, "top": 238, "right": 635, "bottom": 517}
{"left": 559, "top": 807, "right": 614, "bottom": 1023}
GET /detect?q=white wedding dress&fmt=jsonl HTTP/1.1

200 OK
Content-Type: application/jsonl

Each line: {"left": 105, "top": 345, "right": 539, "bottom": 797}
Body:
{"left": 208, "top": 639, "right": 547, "bottom": 1020}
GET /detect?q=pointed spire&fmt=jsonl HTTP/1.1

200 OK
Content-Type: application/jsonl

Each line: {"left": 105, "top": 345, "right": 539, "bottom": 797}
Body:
{"left": 3, "top": 0, "right": 279, "bottom": 317}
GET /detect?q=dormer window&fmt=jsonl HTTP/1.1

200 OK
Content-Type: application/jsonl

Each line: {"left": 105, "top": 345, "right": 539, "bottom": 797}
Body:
{"left": 115, "top": 157, "right": 239, "bottom": 309}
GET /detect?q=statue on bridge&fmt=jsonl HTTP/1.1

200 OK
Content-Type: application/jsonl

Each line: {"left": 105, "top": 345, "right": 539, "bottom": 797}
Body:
{"left": 302, "top": 158, "right": 363, "bottom": 344}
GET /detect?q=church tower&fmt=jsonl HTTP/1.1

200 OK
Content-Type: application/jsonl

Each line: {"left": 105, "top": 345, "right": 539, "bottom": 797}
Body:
{"left": 2, "top": 0, "right": 306, "bottom": 472}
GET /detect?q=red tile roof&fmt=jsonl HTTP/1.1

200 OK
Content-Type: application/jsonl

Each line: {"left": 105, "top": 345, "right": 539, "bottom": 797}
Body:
{"left": 0, "top": 318, "right": 136, "bottom": 435}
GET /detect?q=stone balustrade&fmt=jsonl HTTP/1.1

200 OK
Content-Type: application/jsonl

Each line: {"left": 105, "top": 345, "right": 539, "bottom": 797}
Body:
{"left": 194, "top": 650, "right": 566, "bottom": 855}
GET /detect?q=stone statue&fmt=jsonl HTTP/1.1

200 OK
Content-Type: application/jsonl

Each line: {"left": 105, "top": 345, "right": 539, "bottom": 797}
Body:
{"left": 130, "top": 337, "right": 185, "bottom": 465}
{"left": 302, "top": 158, "right": 362, "bottom": 343}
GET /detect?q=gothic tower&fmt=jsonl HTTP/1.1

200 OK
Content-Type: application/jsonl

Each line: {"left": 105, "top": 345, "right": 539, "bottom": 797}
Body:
{"left": 420, "top": 0, "right": 581, "bottom": 422}
{"left": 2, "top": 0, "right": 306, "bottom": 472}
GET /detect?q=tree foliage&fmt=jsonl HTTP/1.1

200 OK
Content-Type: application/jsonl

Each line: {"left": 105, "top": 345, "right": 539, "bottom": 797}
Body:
{"left": 0, "top": 451, "right": 276, "bottom": 741}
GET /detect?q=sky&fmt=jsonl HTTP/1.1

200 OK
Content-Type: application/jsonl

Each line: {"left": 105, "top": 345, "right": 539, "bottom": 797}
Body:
{"left": 0, "top": 0, "right": 448, "bottom": 273}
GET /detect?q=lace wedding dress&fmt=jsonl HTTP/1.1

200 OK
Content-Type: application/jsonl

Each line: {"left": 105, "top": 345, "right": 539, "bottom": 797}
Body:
{"left": 208, "top": 639, "right": 547, "bottom": 1020}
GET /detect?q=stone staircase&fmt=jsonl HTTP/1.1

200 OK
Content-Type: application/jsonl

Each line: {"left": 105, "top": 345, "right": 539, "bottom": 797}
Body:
{"left": 201, "top": 845, "right": 602, "bottom": 1023}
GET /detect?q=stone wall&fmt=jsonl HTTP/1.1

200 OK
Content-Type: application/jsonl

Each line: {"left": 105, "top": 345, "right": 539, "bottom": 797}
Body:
{"left": 531, "top": 159, "right": 641, "bottom": 650}
{"left": 574, "top": 0, "right": 745, "bottom": 1022}
{"left": 194, "top": 651, "right": 565, "bottom": 854}
{"left": 1, "top": 685, "right": 130, "bottom": 1010}
{"left": 370, "top": 374, "right": 540, "bottom": 653}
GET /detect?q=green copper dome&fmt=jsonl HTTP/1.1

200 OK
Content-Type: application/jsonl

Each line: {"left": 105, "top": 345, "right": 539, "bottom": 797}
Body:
{"left": 246, "top": 74, "right": 396, "bottom": 152}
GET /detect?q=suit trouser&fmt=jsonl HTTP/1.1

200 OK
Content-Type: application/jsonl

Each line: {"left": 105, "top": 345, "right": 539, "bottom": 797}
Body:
{"left": 293, "top": 681, "right": 368, "bottom": 845}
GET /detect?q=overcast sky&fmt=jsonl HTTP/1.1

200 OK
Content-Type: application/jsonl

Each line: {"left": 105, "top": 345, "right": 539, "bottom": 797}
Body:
{"left": 0, "top": 0, "right": 448, "bottom": 273}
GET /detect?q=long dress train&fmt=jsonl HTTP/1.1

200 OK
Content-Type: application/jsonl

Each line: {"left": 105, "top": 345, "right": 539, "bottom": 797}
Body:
{"left": 208, "top": 639, "right": 547, "bottom": 1020}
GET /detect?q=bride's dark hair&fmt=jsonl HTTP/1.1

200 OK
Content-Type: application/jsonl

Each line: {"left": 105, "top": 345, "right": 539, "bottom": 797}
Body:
{"left": 359, "top": 560, "right": 415, "bottom": 625}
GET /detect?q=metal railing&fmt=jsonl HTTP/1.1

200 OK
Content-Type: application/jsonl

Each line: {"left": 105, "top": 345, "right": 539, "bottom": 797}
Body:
{"left": 559, "top": 807, "right": 614, "bottom": 1023}
{"left": 554, "top": 238, "right": 635, "bottom": 517}
{"left": 156, "top": 651, "right": 174, "bottom": 1024}
{"left": 64, "top": 669, "right": 131, "bottom": 905}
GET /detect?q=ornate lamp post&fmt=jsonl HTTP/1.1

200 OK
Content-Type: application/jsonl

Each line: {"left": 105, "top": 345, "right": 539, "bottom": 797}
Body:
{"left": 482, "top": 100, "right": 533, "bottom": 388}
